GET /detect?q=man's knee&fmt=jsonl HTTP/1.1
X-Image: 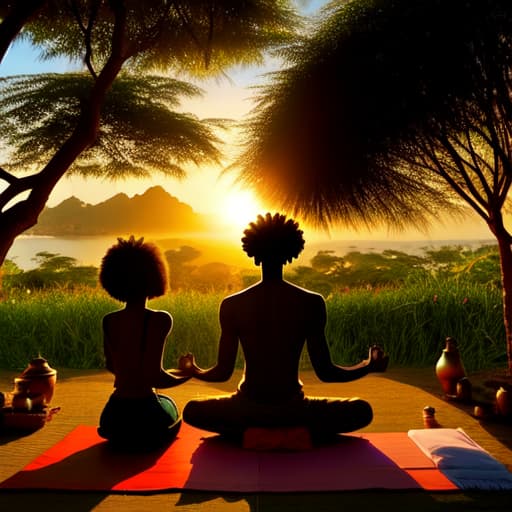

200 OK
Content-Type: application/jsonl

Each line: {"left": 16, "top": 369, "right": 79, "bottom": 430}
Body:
{"left": 183, "top": 400, "right": 201, "bottom": 425}
{"left": 350, "top": 398, "right": 373, "bottom": 427}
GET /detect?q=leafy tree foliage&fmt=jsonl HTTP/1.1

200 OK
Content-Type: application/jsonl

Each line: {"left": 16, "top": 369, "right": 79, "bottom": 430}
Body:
{"left": 0, "top": 0, "right": 300, "bottom": 266}
{"left": 0, "top": 73, "right": 224, "bottom": 179}
{"left": 3, "top": 251, "right": 98, "bottom": 289}
{"left": 2, "top": 244, "right": 501, "bottom": 295}
{"left": 289, "top": 245, "right": 500, "bottom": 296}
{"left": 165, "top": 245, "right": 242, "bottom": 292}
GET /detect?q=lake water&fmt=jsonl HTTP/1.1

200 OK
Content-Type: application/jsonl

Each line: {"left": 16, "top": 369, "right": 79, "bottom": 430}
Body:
{"left": 7, "top": 236, "right": 117, "bottom": 270}
{"left": 6, "top": 235, "right": 497, "bottom": 270}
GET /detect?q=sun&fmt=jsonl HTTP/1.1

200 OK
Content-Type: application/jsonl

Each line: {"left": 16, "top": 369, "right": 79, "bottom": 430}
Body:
{"left": 221, "top": 189, "right": 266, "bottom": 232}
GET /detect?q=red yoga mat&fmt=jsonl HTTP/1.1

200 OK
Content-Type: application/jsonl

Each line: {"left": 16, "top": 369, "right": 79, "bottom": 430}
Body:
{"left": 0, "top": 424, "right": 457, "bottom": 493}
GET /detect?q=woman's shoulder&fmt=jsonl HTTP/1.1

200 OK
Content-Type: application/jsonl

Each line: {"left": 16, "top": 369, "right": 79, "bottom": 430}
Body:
{"left": 102, "top": 309, "right": 122, "bottom": 326}
{"left": 147, "top": 308, "right": 173, "bottom": 325}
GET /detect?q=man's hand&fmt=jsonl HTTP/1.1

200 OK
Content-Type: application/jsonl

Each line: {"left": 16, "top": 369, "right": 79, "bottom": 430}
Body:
{"left": 367, "top": 345, "right": 389, "bottom": 372}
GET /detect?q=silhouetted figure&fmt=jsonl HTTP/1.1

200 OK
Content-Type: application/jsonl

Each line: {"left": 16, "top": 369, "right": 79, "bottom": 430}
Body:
{"left": 180, "top": 213, "right": 388, "bottom": 442}
{"left": 97, "top": 236, "right": 189, "bottom": 451}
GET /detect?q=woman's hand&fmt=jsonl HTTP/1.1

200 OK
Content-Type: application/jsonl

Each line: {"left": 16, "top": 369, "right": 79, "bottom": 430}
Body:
{"left": 176, "top": 352, "right": 200, "bottom": 376}
{"left": 367, "top": 345, "right": 389, "bottom": 372}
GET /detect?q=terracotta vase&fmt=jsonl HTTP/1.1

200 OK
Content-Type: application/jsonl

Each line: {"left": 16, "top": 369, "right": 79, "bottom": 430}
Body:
{"left": 19, "top": 357, "right": 57, "bottom": 404}
{"left": 435, "top": 337, "right": 466, "bottom": 398}
{"left": 496, "top": 387, "right": 511, "bottom": 417}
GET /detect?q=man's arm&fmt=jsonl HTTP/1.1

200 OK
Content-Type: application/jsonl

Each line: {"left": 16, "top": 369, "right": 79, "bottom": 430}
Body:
{"left": 180, "top": 299, "right": 238, "bottom": 382}
{"left": 306, "top": 295, "right": 386, "bottom": 382}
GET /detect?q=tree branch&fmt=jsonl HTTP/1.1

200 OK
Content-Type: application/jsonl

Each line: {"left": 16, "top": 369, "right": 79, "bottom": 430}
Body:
{"left": 444, "top": 129, "right": 493, "bottom": 199}
{"left": 68, "top": 0, "right": 100, "bottom": 78}
{"left": 0, "top": 173, "right": 41, "bottom": 211}
{"left": 437, "top": 132, "right": 490, "bottom": 208}
{"left": 0, "top": 166, "right": 18, "bottom": 185}
{"left": 418, "top": 135, "right": 489, "bottom": 223}
{"left": 0, "top": 0, "right": 46, "bottom": 64}
{"left": 30, "top": 0, "right": 129, "bottom": 202}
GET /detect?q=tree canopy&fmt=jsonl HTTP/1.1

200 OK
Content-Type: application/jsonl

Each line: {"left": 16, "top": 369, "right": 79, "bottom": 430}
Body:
{"left": 235, "top": 0, "right": 512, "bottom": 230}
{"left": 0, "top": 73, "right": 225, "bottom": 179}
{"left": 235, "top": 0, "right": 512, "bottom": 372}
{"left": 0, "top": 0, "right": 300, "bottom": 265}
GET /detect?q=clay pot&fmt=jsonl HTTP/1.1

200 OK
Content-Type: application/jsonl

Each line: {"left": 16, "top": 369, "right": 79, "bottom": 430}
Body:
{"left": 496, "top": 387, "right": 511, "bottom": 417}
{"left": 19, "top": 357, "right": 57, "bottom": 404}
{"left": 456, "top": 377, "right": 472, "bottom": 402}
{"left": 435, "top": 337, "right": 466, "bottom": 398}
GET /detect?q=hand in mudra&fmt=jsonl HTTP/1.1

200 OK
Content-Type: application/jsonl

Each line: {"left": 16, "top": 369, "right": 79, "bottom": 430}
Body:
{"left": 367, "top": 345, "right": 389, "bottom": 372}
{"left": 178, "top": 353, "right": 197, "bottom": 375}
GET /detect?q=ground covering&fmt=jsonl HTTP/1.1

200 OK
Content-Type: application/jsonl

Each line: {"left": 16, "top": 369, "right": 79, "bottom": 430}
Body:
{"left": 0, "top": 368, "right": 510, "bottom": 511}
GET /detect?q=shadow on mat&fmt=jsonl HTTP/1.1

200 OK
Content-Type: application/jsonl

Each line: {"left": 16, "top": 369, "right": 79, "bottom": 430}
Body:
{"left": 179, "top": 433, "right": 425, "bottom": 494}
{"left": 0, "top": 438, "right": 168, "bottom": 491}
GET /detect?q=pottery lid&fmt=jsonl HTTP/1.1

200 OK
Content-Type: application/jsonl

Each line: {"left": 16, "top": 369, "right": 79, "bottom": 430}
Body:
{"left": 21, "top": 357, "right": 56, "bottom": 377}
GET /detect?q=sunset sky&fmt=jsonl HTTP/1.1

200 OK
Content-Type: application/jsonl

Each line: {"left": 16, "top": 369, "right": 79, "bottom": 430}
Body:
{"left": 0, "top": 0, "right": 494, "bottom": 242}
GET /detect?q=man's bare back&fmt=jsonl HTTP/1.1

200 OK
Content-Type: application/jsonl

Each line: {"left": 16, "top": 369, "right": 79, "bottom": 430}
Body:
{"left": 180, "top": 213, "right": 388, "bottom": 439}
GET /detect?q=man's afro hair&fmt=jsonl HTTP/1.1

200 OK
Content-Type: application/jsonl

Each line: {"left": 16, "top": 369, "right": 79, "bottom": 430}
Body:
{"left": 241, "top": 213, "right": 305, "bottom": 266}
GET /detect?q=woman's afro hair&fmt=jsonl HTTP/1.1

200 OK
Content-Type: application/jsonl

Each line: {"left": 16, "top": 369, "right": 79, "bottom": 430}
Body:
{"left": 242, "top": 213, "right": 305, "bottom": 266}
{"left": 99, "top": 236, "right": 168, "bottom": 302}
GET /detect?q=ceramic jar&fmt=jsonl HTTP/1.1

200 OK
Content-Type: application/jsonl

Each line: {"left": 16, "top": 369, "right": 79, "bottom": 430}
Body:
{"left": 435, "top": 337, "right": 466, "bottom": 398}
{"left": 422, "top": 406, "right": 439, "bottom": 428}
{"left": 19, "top": 357, "right": 57, "bottom": 404}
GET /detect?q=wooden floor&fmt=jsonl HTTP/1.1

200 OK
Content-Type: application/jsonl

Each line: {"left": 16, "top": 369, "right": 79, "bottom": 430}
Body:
{"left": 1, "top": 367, "right": 511, "bottom": 511}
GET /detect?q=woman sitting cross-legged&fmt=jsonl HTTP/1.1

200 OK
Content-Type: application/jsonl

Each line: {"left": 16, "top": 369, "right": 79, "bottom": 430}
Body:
{"left": 97, "top": 236, "right": 189, "bottom": 451}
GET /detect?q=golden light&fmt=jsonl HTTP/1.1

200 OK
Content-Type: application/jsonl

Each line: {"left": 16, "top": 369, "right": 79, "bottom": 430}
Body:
{"left": 220, "top": 189, "right": 266, "bottom": 233}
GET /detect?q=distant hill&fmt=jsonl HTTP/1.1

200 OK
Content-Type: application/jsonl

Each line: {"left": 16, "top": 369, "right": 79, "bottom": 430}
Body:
{"left": 27, "top": 186, "right": 211, "bottom": 236}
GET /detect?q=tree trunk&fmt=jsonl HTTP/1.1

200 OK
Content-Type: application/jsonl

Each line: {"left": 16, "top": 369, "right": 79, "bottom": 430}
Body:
{"left": 496, "top": 232, "right": 512, "bottom": 376}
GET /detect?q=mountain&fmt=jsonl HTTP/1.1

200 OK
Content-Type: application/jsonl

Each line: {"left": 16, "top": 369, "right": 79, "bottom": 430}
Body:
{"left": 27, "top": 186, "right": 211, "bottom": 236}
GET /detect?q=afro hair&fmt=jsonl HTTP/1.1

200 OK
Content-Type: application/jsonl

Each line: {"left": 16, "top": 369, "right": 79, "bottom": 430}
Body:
{"left": 99, "top": 236, "right": 168, "bottom": 302}
{"left": 242, "top": 213, "right": 305, "bottom": 266}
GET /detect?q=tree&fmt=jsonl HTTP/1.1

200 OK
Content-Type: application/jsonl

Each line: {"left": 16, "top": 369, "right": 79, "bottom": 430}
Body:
{"left": 3, "top": 251, "right": 98, "bottom": 289}
{"left": 0, "top": 0, "right": 46, "bottom": 62}
{"left": 0, "top": 73, "right": 225, "bottom": 181}
{"left": 165, "top": 245, "right": 201, "bottom": 289}
{"left": 235, "top": 0, "right": 512, "bottom": 373}
{"left": 0, "top": 0, "right": 299, "bottom": 266}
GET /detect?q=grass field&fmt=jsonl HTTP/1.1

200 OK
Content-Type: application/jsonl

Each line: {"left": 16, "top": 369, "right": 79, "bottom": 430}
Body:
{"left": 0, "top": 275, "right": 505, "bottom": 372}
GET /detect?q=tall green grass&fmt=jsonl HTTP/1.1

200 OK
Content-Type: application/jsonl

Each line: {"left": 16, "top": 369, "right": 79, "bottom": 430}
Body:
{"left": 0, "top": 277, "right": 505, "bottom": 372}
{"left": 324, "top": 277, "right": 504, "bottom": 371}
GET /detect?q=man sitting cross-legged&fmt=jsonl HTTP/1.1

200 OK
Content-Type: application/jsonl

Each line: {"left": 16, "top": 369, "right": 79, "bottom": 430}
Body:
{"left": 179, "top": 213, "right": 388, "bottom": 445}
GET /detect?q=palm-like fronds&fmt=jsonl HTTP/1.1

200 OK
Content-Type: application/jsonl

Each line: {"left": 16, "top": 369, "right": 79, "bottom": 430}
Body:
{"left": 234, "top": 0, "right": 512, "bottom": 230}
{"left": 0, "top": 72, "right": 225, "bottom": 178}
